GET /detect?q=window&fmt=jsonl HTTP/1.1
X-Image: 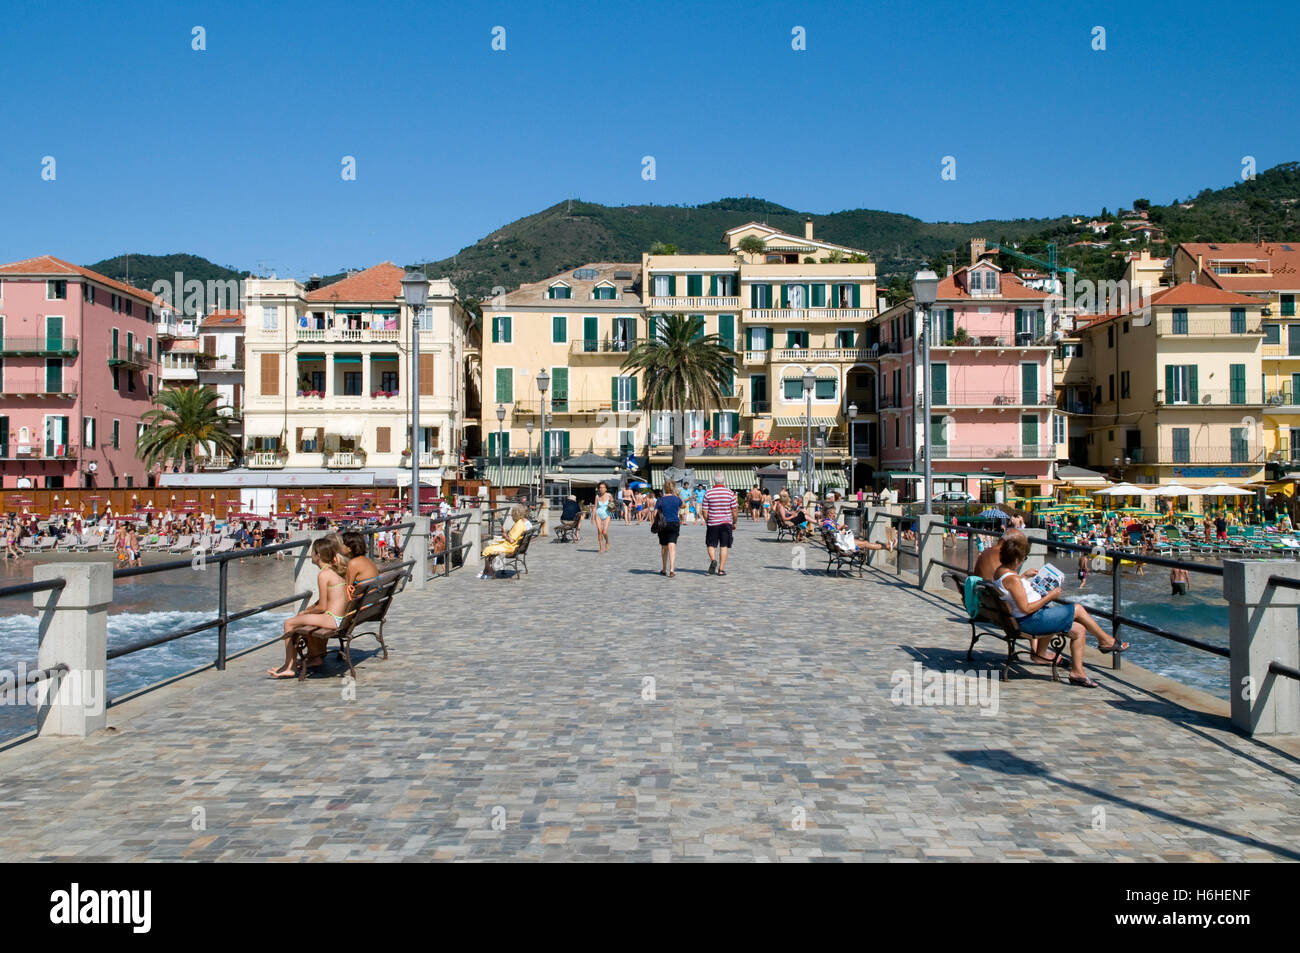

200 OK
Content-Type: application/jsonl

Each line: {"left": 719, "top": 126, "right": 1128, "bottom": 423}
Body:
{"left": 1053, "top": 414, "right": 1066, "bottom": 444}
{"left": 112, "top": 419, "right": 120, "bottom": 450}
{"left": 82, "top": 283, "right": 94, "bottom": 304}
{"left": 1290, "top": 324, "right": 1300, "bottom": 357}
{"left": 261, "top": 305, "right": 278, "bottom": 330}
{"left": 381, "top": 370, "right": 399, "bottom": 391}
{"left": 84, "top": 417, "right": 96, "bottom": 449}
{"left": 1264, "top": 323, "right": 1281, "bottom": 345}
{"left": 1172, "top": 428, "right": 1190, "bottom": 463}
{"left": 552, "top": 315, "right": 567, "bottom": 343}
{"left": 613, "top": 375, "right": 636, "bottom": 411}
{"left": 47, "top": 280, "right": 67, "bottom": 300}
{"left": 491, "top": 315, "right": 513, "bottom": 343}
{"left": 1120, "top": 370, "right": 1130, "bottom": 399}
{"left": 686, "top": 275, "right": 703, "bottom": 297}
{"left": 651, "top": 412, "right": 674, "bottom": 445}
{"left": 1107, "top": 326, "right": 1114, "bottom": 348}
{"left": 1166, "top": 364, "right": 1197, "bottom": 404}
{"left": 785, "top": 329, "right": 809, "bottom": 348}
{"left": 652, "top": 274, "right": 671, "bottom": 297}
{"left": 715, "top": 274, "right": 734, "bottom": 297}
{"left": 752, "top": 284, "right": 772, "bottom": 308}
{"left": 147, "top": 374, "right": 154, "bottom": 395}
{"left": 147, "top": 337, "right": 153, "bottom": 358}
{"left": 1108, "top": 374, "right": 1114, "bottom": 401}
{"left": 547, "top": 284, "right": 571, "bottom": 299}
{"left": 343, "top": 372, "right": 362, "bottom": 396}
{"left": 613, "top": 316, "right": 636, "bottom": 350}
{"left": 495, "top": 367, "right": 513, "bottom": 403}
{"left": 837, "top": 329, "right": 856, "bottom": 348}
{"left": 127, "top": 371, "right": 136, "bottom": 393}
{"left": 1230, "top": 363, "right": 1246, "bottom": 404}
{"left": 786, "top": 284, "right": 806, "bottom": 309}
{"left": 593, "top": 284, "right": 616, "bottom": 300}
{"left": 969, "top": 271, "right": 982, "bottom": 291}
{"left": 125, "top": 300, "right": 133, "bottom": 317}
{"left": 747, "top": 327, "right": 770, "bottom": 351}
{"left": 1282, "top": 294, "right": 1296, "bottom": 317}
{"left": 416, "top": 307, "right": 433, "bottom": 331}
{"left": 618, "top": 429, "right": 636, "bottom": 456}
{"left": 1231, "top": 308, "right": 1246, "bottom": 334}
{"left": 1021, "top": 414, "right": 1038, "bottom": 450}
{"left": 814, "top": 378, "right": 836, "bottom": 400}
{"left": 1123, "top": 320, "right": 1130, "bottom": 334}
{"left": 1171, "top": 308, "right": 1188, "bottom": 334}
{"left": 783, "top": 378, "right": 803, "bottom": 401}
{"left": 111, "top": 367, "right": 120, "bottom": 390}
{"left": 550, "top": 366, "right": 568, "bottom": 411}
{"left": 1230, "top": 426, "right": 1249, "bottom": 463}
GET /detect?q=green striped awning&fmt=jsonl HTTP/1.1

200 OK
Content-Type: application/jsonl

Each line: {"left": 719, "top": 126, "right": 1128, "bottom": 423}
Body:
{"left": 334, "top": 354, "right": 362, "bottom": 364}
{"left": 297, "top": 353, "right": 325, "bottom": 361}
{"left": 370, "top": 354, "right": 399, "bottom": 361}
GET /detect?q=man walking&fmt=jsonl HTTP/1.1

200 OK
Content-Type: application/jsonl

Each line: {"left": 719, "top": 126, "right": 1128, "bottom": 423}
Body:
{"left": 703, "top": 472, "right": 738, "bottom": 575}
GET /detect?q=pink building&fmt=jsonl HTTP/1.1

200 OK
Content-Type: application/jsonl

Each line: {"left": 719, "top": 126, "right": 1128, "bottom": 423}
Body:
{"left": 0, "top": 256, "right": 161, "bottom": 489}
{"left": 874, "top": 259, "right": 1057, "bottom": 498}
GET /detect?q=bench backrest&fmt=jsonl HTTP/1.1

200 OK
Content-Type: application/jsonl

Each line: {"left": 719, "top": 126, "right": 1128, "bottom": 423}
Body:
{"left": 349, "top": 572, "right": 404, "bottom": 629}
{"left": 976, "top": 580, "right": 1022, "bottom": 636}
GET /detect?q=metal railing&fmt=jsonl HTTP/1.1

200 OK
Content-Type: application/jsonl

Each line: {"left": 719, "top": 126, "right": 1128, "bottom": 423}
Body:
{"left": 0, "top": 337, "right": 80, "bottom": 355}
{"left": 0, "top": 577, "right": 70, "bottom": 705}
{"left": 931, "top": 391, "right": 1056, "bottom": 407}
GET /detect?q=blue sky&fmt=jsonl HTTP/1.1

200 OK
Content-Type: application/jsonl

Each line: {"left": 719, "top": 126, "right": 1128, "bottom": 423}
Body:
{"left": 3, "top": 0, "right": 1296, "bottom": 277}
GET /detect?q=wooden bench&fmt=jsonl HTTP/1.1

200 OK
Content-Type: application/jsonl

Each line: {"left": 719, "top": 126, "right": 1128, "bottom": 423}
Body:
{"left": 817, "top": 527, "right": 868, "bottom": 577}
{"left": 290, "top": 566, "right": 410, "bottom": 680}
{"left": 499, "top": 528, "right": 539, "bottom": 578}
{"left": 941, "top": 569, "right": 1067, "bottom": 683}
{"left": 553, "top": 513, "right": 583, "bottom": 543}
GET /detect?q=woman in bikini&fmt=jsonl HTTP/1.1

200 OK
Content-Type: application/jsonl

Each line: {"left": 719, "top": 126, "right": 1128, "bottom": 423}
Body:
{"left": 340, "top": 530, "right": 380, "bottom": 598}
{"left": 269, "top": 536, "right": 350, "bottom": 678}
{"left": 593, "top": 481, "right": 613, "bottom": 554}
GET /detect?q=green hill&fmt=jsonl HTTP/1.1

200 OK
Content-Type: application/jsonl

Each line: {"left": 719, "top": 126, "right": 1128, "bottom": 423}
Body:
{"left": 84, "top": 253, "right": 248, "bottom": 313}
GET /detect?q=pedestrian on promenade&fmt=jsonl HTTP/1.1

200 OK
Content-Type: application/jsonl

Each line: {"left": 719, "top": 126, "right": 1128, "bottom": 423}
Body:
{"left": 653, "top": 480, "right": 683, "bottom": 577}
{"left": 594, "top": 481, "right": 614, "bottom": 554}
{"left": 1171, "top": 566, "right": 1190, "bottom": 595}
{"left": 991, "top": 533, "right": 1128, "bottom": 688}
{"left": 703, "top": 473, "right": 738, "bottom": 575}
{"left": 747, "top": 484, "right": 763, "bottom": 521}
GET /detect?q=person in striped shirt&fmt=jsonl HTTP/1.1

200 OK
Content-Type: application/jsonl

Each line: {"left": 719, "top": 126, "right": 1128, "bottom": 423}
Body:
{"left": 702, "top": 472, "right": 739, "bottom": 576}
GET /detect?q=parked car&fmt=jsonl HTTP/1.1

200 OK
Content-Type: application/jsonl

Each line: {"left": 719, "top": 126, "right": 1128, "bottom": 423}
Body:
{"left": 935, "top": 491, "right": 978, "bottom": 504}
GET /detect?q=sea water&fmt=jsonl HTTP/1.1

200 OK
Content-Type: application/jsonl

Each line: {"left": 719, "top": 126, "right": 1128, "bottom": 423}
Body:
{"left": 0, "top": 556, "right": 299, "bottom": 742}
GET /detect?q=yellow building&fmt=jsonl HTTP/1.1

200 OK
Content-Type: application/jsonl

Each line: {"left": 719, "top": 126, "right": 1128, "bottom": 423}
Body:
{"left": 1076, "top": 283, "right": 1266, "bottom": 488}
{"left": 477, "top": 262, "right": 645, "bottom": 486}
{"left": 642, "top": 219, "right": 877, "bottom": 490}
{"left": 1171, "top": 242, "right": 1300, "bottom": 472}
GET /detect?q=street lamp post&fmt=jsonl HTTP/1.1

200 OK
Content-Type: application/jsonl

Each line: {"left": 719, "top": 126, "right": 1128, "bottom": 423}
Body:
{"left": 400, "top": 271, "right": 430, "bottom": 518}
{"left": 525, "top": 419, "right": 535, "bottom": 501}
{"left": 496, "top": 403, "right": 506, "bottom": 490}
{"left": 802, "top": 369, "right": 815, "bottom": 495}
{"left": 536, "top": 369, "right": 550, "bottom": 504}
{"left": 913, "top": 269, "right": 939, "bottom": 515}
{"left": 847, "top": 401, "right": 858, "bottom": 494}
{"left": 818, "top": 424, "right": 827, "bottom": 496}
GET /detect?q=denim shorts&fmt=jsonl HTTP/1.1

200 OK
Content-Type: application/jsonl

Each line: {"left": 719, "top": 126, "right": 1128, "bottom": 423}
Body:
{"left": 1016, "top": 600, "right": 1075, "bottom": 634}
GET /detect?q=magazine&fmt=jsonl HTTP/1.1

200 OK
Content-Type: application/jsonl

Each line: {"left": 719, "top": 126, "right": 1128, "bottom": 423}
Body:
{"left": 1028, "top": 563, "right": 1065, "bottom": 598}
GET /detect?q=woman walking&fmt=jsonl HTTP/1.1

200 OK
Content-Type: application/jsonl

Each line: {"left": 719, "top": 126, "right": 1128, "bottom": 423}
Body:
{"left": 594, "top": 481, "right": 614, "bottom": 554}
{"left": 654, "top": 479, "right": 683, "bottom": 577}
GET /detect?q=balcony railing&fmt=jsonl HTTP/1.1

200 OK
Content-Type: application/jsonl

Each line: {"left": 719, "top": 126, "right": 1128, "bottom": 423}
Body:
{"left": 0, "top": 378, "right": 78, "bottom": 397}
{"left": 1155, "top": 446, "right": 1265, "bottom": 464}
{"left": 512, "top": 399, "right": 628, "bottom": 415}
{"left": 929, "top": 444, "right": 1056, "bottom": 460}
{"left": 570, "top": 338, "right": 637, "bottom": 356}
{"left": 879, "top": 394, "right": 908, "bottom": 409}
{"left": 750, "top": 400, "right": 772, "bottom": 415}
{"left": 1154, "top": 388, "right": 1264, "bottom": 407}
{"left": 930, "top": 391, "right": 1056, "bottom": 407}
{"left": 200, "top": 357, "right": 244, "bottom": 372}
{"left": 1156, "top": 316, "right": 1263, "bottom": 336}
{"left": 0, "top": 444, "right": 78, "bottom": 461}
{"left": 0, "top": 337, "right": 79, "bottom": 356}
{"left": 107, "top": 344, "right": 149, "bottom": 368}
{"left": 294, "top": 326, "right": 404, "bottom": 343}
{"left": 650, "top": 297, "right": 740, "bottom": 309}
{"left": 199, "top": 454, "right": 236, "bottom": 470}
{"left": 325, "top": 451, "right": 364, "bottom": 469}
{"left": 746, "top": 308, "right": 876, "bottom": 322}
{"left": 1265, "top": 390, "right": 1300, "bottom": 407}
{"left": 247, "top": 451, "right": 286, "bottom": 469}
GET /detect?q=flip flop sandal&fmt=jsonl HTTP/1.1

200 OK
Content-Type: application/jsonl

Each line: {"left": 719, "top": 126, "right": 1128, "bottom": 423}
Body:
{"left": 1068, "top": 674, "right": 1100, "bottom": 688}
{"left": 717, "top": 570, "right": 727, "bottom": 576}
{"left": 1098, "top": 641, "right": 1130, "bottom": 654}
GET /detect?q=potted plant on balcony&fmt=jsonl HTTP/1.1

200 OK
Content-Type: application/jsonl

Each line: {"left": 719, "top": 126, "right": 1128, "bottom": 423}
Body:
{"left": 952, "top": 326, "right": 971, "bottom": 346}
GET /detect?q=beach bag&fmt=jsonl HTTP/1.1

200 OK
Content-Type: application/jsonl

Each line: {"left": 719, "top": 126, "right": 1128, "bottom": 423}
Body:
{"left": 963, "top": 575, "right": 982, "bottom": 620}
{"left": 651, "top": 507, "right": 666, "bottom": 534}
{"left": 766, "top": 514, "right": 778, "bottom": 530}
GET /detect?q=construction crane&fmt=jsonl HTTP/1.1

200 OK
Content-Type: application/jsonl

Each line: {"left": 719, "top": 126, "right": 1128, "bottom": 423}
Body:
{"left": 988, "top": 241, "right": 1076, "bottom": 277}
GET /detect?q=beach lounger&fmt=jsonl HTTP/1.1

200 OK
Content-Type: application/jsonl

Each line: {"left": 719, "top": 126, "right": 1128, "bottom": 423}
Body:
{"left": 168, "top": 534, "right": 195, "bottom": 553}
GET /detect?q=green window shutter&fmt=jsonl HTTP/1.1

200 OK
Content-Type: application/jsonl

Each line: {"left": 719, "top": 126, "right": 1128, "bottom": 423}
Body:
{"left": 1188, "top": 365, "right": 1198, "bottom": 404}
{"left": 811, "top": 284, "right": 825, "bottom": 307}
{"left": 711, "top": 413, "right": 719, "bottom": 435}
{"left": 721, "top": 358, "right": 734, "bottom": 396}
{"left": 1230, "top": 363, "right": 1246, "bottom": 403}
{"left": 1021, "top": 362, "right": 1038, "bottom": 401}
{"left": 831, "top": 284, "right": 840, "bottom": 308}
{"left": 691, "top": 315, "right": 704, "bottom": 340}
{"left": 612, "top": 375, "right": 619, "bottom": 409}
{"left": 1165, "top": 364, "right": 1174, "bottom": 401}
{"left": 687, "top": 274, "right": 702, "bottom": 297}
{"left": 745, "top": 327, "right": 753, "bottom": 350}
{"left": 502, "top": 432, "right": 510, "bottom": 454}
{"left": 495, "top": 367, "right": 512, "bottom": 403}
{"left": 750, "top": 284, "right": 759, "bottom": 307}
{"left": 667, "top": 276, "right": 676, "bottom": 297}
{"left": 583, "top": 316, "right": 597, "bottom": 351}
{"left": 112, "top": 328, "right": 119, "bottom": 353}
{"left": 945, "top": 310, "right": 954, "bottom": 341}
{"left": 781, "top": 284, "right": 789, "bottom": 308}
{"left": 786, "top": 330, "right": 799, "bottom": 348}
{"left": 718, "top": 314, "right": 734, "bottom": 350}
{"left": 1021, "top": 415, "right": 1038, "bottom": 448}
{"left": 552, "top": 315, "right": 566, "bottom": 343}
{"left": 931, "top": 363, "right": 947, "bottom": 403}
{"left": 552, "top": 367, "right": 568, "bottom": 405}
{"left": 487, "top": 432, "right": 496, "bottom": 457}
{"left": 0, "top": 416, "right": 7, "bottom": 454}
{"left": 709, "top": 275, "right": 717, "bottom": 296}
{"left": 504, "top": 316, "right": 512, "bottom": 342}
{"left": 561, "top": 431, "right": 570, "bottom": 458}
{"left": 851, "top": 284, "right": 860, "bottom": 308}
{"left": 1035, "top": 310, "right": 1045, "bottom": 339}
{"left": 803, "top": 284, "right": 811, "bottom": 309}
{"left": 630, "top": 376, "right": 638, "bottom": 410}
{"left": 491, "top": 317, "right": 499, "bottom": 343}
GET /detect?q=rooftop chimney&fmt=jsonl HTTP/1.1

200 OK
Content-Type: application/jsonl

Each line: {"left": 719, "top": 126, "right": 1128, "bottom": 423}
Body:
{"left": 946, "top": 264, "right": 953, "bottom": 277}
{"left": 969, "top": 237, "right": 987, "bottom": 264}
{"left": 804, "top": 217, "right": 814, "bottom": 240}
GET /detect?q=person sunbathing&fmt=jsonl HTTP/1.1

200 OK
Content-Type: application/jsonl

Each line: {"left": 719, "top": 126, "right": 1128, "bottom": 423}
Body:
{"left": 819, "top": 506, "right": 893, "bottom": 553}
{"left": 269, "top": 536, "right": 350, "bottom": 679}
{"left": 340, "top": 530, "right": 379, "bottom": 598}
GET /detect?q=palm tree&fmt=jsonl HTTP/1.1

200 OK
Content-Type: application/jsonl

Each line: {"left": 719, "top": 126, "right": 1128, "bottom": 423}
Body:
{"left": 137, "top": 385, "right": 241, "bottom": 473}
{"left": 621, "top": 313, "right": 737, "bottom": 469}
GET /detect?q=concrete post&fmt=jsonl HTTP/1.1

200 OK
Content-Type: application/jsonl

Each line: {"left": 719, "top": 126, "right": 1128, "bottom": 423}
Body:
{"left": 465, "top": 507, "right": 484, "bottom": 571}
{"left": 1223, "top": 559, "right": 1300, "bottom": 736}
{"left": 1023, "top": 527, "right": 1047, "bottom": 574}
{"left": 918, "top": 514, "right": 947, "bottom": 592}
{"left": 406, "top": 515, "right": 430, "bottom": 590}
{"left": 33, "top": 563, "right": 110, "bottom": 737}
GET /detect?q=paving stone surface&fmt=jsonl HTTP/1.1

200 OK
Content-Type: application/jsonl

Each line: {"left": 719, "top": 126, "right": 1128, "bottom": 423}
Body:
{"left": 0, "top": 519, "right": 1297, "bottom": 862}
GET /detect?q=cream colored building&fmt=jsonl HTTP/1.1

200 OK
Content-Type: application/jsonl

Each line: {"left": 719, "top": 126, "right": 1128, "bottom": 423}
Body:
{"left": 478, "top": 262, "right": 645, "bottom": 484}
{"left": 240, "top": 263, "right": 471, "bottom": 485}
{"left": 1075, "top": 283, "right": 1266, "bottom": 487}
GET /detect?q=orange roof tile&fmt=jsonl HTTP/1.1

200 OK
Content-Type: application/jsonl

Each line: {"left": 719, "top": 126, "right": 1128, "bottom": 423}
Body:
{"left": 199, "top": 310, "right": 245, "bottom": 328}
{"left": 936, "top": 264, "right": 1049, "bottom": 300}
{"left": 0, "top": 254, "right": 169, "bottom": 310}
{"left": 304, "top": 262, "right": 406, "bottom": 303}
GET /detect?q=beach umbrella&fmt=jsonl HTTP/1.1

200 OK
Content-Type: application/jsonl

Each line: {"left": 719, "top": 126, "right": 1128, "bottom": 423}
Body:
{"left": 1093, "top": 483, "right": 1155, "bottom": 496}
{"left": 1152, "top": 484, "right": 1201, "bottom": 497}
{"left": 976, "top": 507, "right": 1008, "bottom": 521}
{"left": 1201, "top": 483, "right": 1253, "bottom": 497}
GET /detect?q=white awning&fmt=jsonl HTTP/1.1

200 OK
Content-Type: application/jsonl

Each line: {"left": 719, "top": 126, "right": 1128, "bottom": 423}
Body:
{"left": 328, "top": 417, "right": 366, "bottom": 438}
{"left": 301, "top": 427, "right": 319, "bottom": 441}
{"left": 243, "top": 416, "right": 284, "bottom": 437}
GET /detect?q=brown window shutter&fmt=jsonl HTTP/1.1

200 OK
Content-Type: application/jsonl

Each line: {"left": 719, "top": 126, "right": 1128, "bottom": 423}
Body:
{"left": 260, "top": 353, "right": 279, "bottom": 396}
{"left": 376, "top": 427, "right": 391, "bottom": 453}
{"left": 295, "top": 427, "right": 303, "bottom": 452}
{"left": 419, "top": 353, "right": 433, "bottom": 395}
{"left": 203, "top": 335, "right": 216, "bottom": 355}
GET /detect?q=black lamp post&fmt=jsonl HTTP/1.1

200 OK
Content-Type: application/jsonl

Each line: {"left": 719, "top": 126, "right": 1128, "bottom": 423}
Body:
{"left": 400, "top": 271, "right": 429, "bottom": 516}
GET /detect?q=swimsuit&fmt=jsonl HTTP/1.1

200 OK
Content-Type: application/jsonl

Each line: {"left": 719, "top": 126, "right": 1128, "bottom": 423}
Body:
{"left": 596, "top": 499, "right": 611, "bottom": 519}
